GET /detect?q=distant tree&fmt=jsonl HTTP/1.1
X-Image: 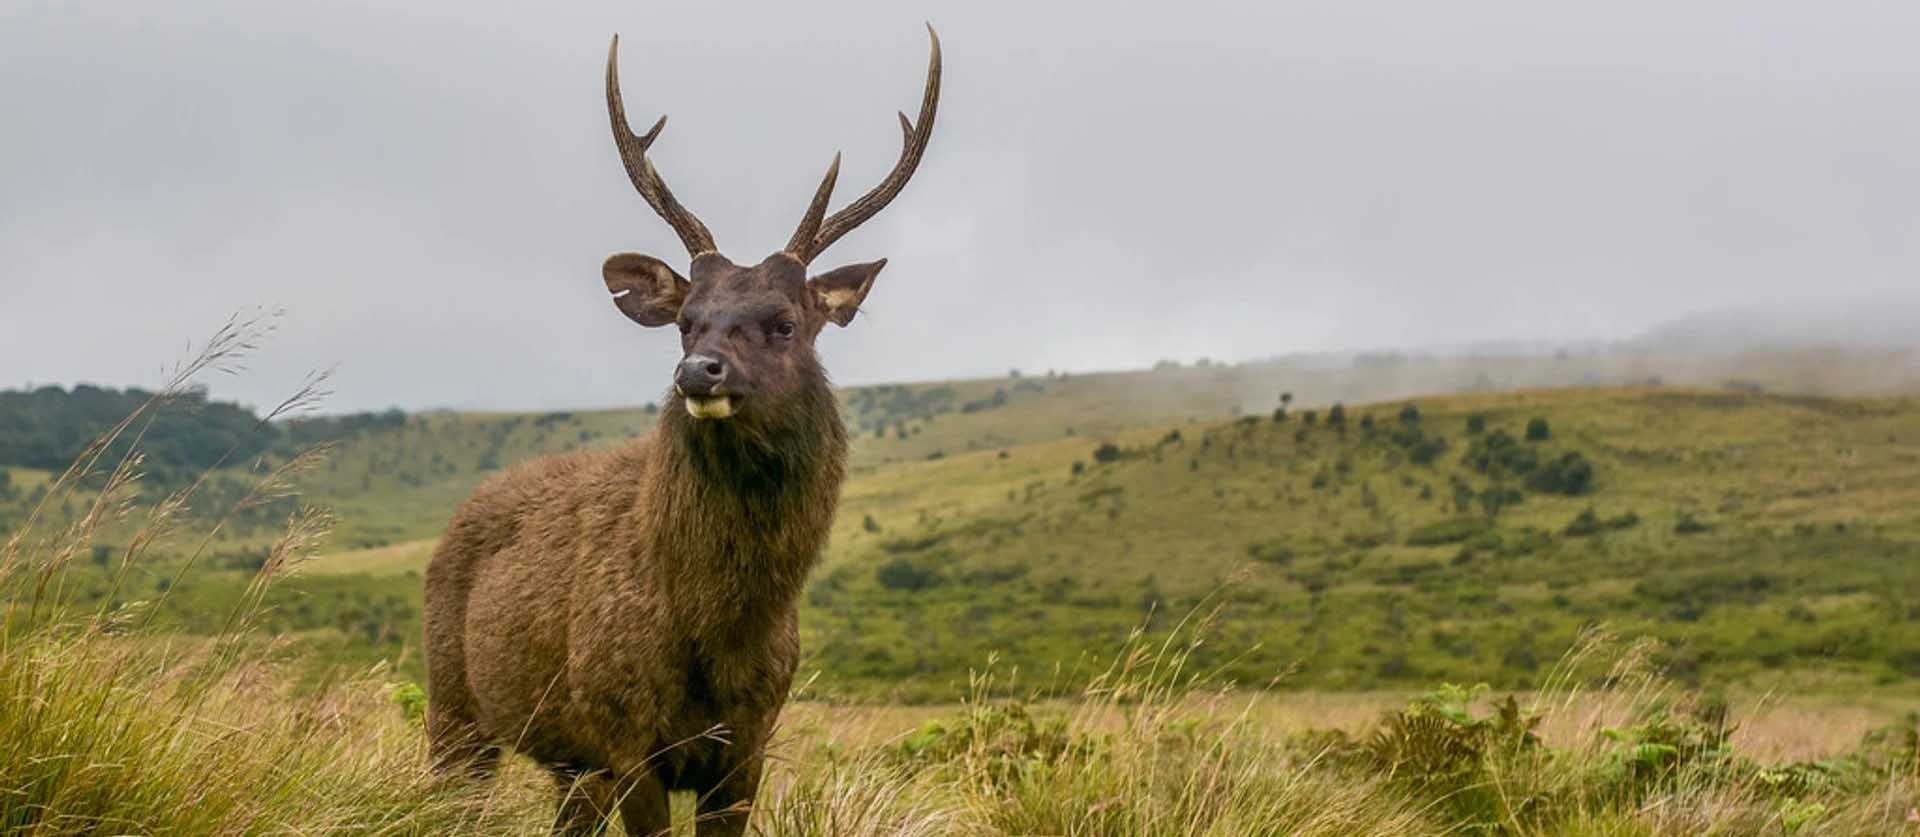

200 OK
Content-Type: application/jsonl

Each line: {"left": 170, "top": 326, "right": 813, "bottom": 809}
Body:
{"left": 1271, "top": 407, "right": 1288, "bottom": 423}
{"left": 1071, "top": 461, "right": 1086, "bottom": 477}
{"left": 643, "top": 402, "right": 659, "bottom": 415}
{"left": 1092, "top": 442, "right": 1123, "bottom": 463}
{"left": 1302, "top": 410, "right": 1319, "bottom": 427}
{"left": 862, "top": 514, "right": 882, "bottom": 533}
{"left": 1280, "top": 392, "right": 1294, "bottom": 407}
{"left": 1398, "top": 403, "right": 1422, "bottom": 426}
{"left": 1327, "top": 403, "right": 1347, "bottom": 429}
{"left": 1358, "top": 414, "right": 1376, "bottom": 433}
{"left": 1525, "top": 417, "right": 1552, "bottom": 441}
{"left": 1465, "top": 414, "right": 1487, "bottom": 435}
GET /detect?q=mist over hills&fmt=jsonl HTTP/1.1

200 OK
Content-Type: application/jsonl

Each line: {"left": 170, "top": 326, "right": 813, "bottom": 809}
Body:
{"left": 1630, "top": 297, "right": 1920, "bottom": 354}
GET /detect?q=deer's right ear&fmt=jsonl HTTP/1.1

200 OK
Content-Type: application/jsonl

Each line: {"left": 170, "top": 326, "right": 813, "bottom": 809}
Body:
{"left": 603, "top": 253, "right": 689, "bottom": 327}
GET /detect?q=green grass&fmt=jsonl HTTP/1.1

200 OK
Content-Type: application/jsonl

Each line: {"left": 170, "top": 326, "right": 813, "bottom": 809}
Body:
{"left": 6, "top": 347, "right": 1920, "bottom": 834}
{"left": 24, "top": 385, "right": 1920, "bottom": 698}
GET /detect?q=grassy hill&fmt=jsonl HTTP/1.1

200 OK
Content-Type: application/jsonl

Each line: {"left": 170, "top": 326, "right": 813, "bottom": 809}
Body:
{"left": 9, "top": 355, "right": 1920, "bottom": 833}
{"left": 10, "top": 350, "right": 1920, "bottom": 699}
{"left": 251, "top": 386, "right": 1920, "bottom": 699}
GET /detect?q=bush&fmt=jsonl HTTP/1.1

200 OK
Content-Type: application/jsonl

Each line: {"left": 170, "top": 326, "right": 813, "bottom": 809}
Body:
{"left": 1465, "top": 414, "right": 1486, "bottom": 435}
{"left": 1092, "top": 442, "right": 1123, "bottom": 463}
{"left": 1525, "top": 417, "right": 1552, "bottom": 441}
{"left": 1405, "top": 434, "right": 1448, "bottom": 466}
{"left": 1674, "top": 512, "right": 1714, "bottom": 535}
{"left": 1463, "top": 430, "right": 1538, "bottom": 477}
{"left": 1328, "top": 403, "right": 1347, "bottom": 429}
{"left": 1565, "top": 506, "right": 1640, "bottom": 536}
{"left": 1528, "top": 452, "right": 1595, "bottom": 495}
{"left": 876, "top": 556, "right": 944, "bottom": 591}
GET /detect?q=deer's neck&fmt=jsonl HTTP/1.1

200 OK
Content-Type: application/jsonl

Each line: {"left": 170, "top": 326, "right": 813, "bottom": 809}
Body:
{"left": 641, "top": 380, "right": 846, "bottom": 615}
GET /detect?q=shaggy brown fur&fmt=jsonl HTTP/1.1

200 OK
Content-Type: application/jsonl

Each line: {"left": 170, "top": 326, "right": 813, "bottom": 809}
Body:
{"left": 425, "top": 371, "right": 844, "bottom": 835}
{"left": 426, "top": 28, "right": 937, "bottom": 836}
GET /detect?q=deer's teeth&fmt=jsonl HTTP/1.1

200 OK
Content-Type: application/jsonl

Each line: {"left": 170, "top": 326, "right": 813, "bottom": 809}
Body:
{"left": 685, "top": 396, "right": 734, "bottom": 420}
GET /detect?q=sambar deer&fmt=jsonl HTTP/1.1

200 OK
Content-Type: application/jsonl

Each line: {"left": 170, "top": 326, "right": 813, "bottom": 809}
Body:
{"left": 424, "top": 28, "right": 942, "bottom": 836}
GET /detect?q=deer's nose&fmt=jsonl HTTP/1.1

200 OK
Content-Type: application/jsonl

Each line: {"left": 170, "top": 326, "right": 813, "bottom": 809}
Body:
{"left": 675, "top": 354, "right": 728, "bottom": 397}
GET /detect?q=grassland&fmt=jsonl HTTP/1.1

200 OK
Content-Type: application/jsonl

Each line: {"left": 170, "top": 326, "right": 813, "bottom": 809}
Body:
{"left": 230, "top": 385, "right": 1920, "bottom": 700}
{"left": 7, "top": 345, "right": 1920, "bottom": 833}
{"left": 14, "top": 352, "right": 1920, "bottom": 699}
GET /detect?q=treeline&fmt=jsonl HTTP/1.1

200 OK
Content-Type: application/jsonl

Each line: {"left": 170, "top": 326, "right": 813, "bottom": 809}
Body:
{"left": 0, "top": 385, "right": 405, "bottom": 485}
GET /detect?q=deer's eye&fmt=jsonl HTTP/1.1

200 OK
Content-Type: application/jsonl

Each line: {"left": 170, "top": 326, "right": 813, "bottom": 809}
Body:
{"left": 771, "top": 320, "right": 796, "bottom": 338}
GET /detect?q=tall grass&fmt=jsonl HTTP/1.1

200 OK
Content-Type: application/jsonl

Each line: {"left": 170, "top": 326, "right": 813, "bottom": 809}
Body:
{"left": 2, "top": 319, "right": 1916, "bottom": 835}
{"left": 0, "top": 318, "right": 523, "bottom": 834}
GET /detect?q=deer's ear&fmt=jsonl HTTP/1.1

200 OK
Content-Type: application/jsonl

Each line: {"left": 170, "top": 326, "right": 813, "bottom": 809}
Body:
{"left": 603, "top": 253, "right": 689, "bottom": 327}
{"left": 808, "top": 259, "right": 887, "bottom": 327}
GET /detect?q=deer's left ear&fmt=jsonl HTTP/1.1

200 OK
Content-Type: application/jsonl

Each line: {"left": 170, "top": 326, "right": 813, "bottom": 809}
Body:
{"left": 808, "top": 259, "right": 887, "bottom": 327}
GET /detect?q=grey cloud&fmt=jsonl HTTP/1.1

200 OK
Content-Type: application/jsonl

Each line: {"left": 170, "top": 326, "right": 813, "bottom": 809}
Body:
{"left": 3, "top": 0, "right": 1916, "bottom": 411}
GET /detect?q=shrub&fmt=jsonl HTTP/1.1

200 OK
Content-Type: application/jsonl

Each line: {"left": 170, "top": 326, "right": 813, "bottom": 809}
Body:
{"left": 1463, "top": 430, "right": 1537, "bottom": 477}
{"left": 1092, "top": 442, "right": 1123, "bottom": 463}
{"left": 876, "top": 556, "right": 944, "bottom": 591}
{"left": 1565, "top": 506, "right": 1640, "bottom": 536}
{"left": 1674, "top": 512, "right": 1714, "bottom": 535}
{"left": 1465, "top": 414, "right": 1486, "bottom": 435}
{"left": 1328, "top": 403, "right": 1347, "bottom": 429}
{"left": 1405, "top": 434, "right": 1447, "bottom": 466}
{"left": 1525, "top": 417, "right": 1552, "bottom": 441}
{"left": 1528, "top": 452, "right": 1595, "bottom": 495}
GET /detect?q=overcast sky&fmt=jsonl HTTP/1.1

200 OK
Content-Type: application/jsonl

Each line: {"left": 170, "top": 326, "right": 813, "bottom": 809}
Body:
{"left": 3, "top": 0, "right": 1916, "bottom": 412}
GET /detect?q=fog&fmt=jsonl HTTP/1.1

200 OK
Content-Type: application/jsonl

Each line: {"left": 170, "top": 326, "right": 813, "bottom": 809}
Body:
{"left": 2, "top": 0, "right": 1917, "bottom": 412}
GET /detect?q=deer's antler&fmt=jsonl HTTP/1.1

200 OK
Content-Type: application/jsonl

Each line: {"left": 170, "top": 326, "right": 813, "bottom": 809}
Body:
{"left": 785, "top": 25, "right": 942, "bottom": 264}
{"left": 607, "top": 35, "right": 718, "bottom": 258}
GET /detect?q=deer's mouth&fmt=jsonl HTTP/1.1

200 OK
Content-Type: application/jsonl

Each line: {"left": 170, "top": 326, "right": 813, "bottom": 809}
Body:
{"left": 685, "top": 394, "right": 739, "bottom": 420}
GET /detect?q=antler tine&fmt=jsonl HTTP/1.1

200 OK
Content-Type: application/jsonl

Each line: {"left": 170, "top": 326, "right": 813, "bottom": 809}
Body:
{"left": 607, "top": 35, "right": 717, "bottom": 258}
{"left": 789, "top": 25, "right": 942, "bottom": 264}
{"left": 784, "top": 152, "right": 841, "bottom": 258}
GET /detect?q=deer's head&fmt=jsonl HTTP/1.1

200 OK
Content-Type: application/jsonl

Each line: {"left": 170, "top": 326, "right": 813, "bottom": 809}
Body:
{"left": 602, "top": 28, "right": 941, "bottom": 423}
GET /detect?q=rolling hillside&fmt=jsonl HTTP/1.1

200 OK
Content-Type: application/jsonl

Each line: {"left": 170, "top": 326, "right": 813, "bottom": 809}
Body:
{"left": 288, "top": 385, "right": 1920, "bottom": 699}
{"left": 10, "top": 351, "right": 1920, "bottom": 699}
